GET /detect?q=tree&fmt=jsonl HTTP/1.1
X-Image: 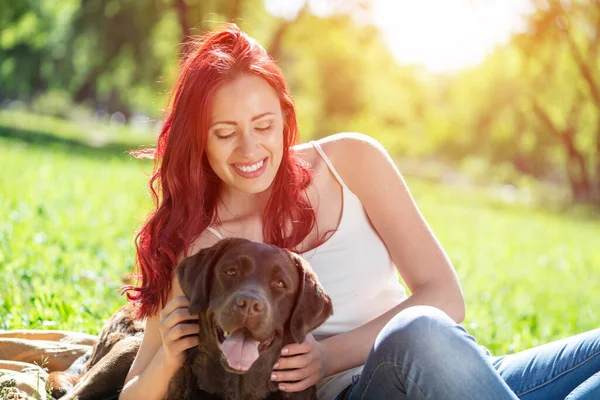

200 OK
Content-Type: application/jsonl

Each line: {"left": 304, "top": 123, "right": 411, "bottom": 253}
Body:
{"left": 516, "top": 0, "right": 600, "bottom": 202}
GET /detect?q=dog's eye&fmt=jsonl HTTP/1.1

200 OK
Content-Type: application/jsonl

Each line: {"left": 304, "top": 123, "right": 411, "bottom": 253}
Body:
{"left": 225, "top": 268, "right": 237, "bottom": 277}
{"left": 274, "top": 280, "right": 286, "bottom": 289}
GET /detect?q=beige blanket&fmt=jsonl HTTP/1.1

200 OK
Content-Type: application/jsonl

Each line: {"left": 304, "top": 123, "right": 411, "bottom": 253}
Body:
{"left": 0, "top": 330, "right": 97, "bottom": 399}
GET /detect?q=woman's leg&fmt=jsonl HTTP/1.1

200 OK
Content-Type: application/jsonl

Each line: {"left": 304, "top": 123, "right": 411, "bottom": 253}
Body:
{"left": 341, "top": 305, "right": 518, "bottom": 400}
{"left": 492, "top": 328, "right": 600, "bottom": 400}
{"left": 565, "top": 372, "right": 600, "bottom": 399}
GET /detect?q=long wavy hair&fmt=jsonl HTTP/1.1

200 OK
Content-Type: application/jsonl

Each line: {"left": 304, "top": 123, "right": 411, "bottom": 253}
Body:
{"left": 123, "top": 24, "right": 316, "bottom": 319}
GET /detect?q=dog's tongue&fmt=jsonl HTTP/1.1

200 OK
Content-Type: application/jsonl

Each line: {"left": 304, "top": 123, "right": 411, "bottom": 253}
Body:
{"left": 221, "top": 328, "right": 260, "bottom": 371}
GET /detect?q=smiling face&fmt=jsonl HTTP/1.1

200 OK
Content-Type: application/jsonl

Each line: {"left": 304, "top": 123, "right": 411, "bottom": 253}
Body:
{"left": 205, "top": 73, "right": 285, "bottom": 196}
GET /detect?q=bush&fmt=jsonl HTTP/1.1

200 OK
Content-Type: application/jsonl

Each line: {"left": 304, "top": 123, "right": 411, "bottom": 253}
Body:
{"left": 31, "top": 90, "right": 74, "bottom": 119}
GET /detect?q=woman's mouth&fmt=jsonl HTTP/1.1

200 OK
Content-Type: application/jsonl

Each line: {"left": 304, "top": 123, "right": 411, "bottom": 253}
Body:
{"left": 231, "top": 158, "right": 268, "bottom": 178}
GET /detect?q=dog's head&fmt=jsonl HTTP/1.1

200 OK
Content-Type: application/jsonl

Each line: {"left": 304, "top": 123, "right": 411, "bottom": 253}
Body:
{"left": 176, "top": 238, "right": 333, "bottom": 374}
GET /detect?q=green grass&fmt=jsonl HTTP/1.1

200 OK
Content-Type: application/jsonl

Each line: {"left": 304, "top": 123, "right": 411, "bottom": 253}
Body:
{"left": 0, "top": 116, "right": 154, "bottom": 332}
{"left": 407, "top": 180, "right": 600, "bottom": 354}
{"left": 0, "top": 109, "right": 157, "bottom": 149}
{"left": 0, "top": 114, "right": 598, "bottom": 357}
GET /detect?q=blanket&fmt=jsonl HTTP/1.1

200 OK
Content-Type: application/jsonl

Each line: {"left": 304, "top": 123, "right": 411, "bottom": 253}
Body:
{"left": 0, "top": 330, "right": 97, "bottom": 399}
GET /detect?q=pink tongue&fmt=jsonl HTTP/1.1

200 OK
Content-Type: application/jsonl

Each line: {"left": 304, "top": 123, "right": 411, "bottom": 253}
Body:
{"left": 221, "top": 328, "right": 260, "bottom": 371}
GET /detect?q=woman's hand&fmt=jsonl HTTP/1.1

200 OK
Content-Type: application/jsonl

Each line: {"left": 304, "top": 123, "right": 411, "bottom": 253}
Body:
{"left": 271, "top": 333, "right": 328, "bottom": 392}
{"left": 158, "top": 296, "right": 200, "bottom": 371}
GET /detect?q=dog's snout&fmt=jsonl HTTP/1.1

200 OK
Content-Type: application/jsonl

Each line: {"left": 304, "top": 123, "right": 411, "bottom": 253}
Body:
{"left": 234, "top": 293, "right": 265, "bottom": 315}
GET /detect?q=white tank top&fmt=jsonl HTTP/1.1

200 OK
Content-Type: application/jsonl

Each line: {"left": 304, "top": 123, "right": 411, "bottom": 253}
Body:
{"left": 206, "top": 141, "right": 408, "bottom": 399}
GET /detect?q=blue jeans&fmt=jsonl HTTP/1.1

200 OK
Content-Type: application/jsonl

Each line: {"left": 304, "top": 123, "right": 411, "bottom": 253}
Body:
{"left": 335, "top": 306, "right": 600, "bottom": 400}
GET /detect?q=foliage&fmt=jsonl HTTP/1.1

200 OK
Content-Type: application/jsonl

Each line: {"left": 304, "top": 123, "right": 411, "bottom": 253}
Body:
{"left": 2, "top": 0, "right": 599, "bottom": 203}
{"left": 437, "top": 0, "right": 600, "bottom": 203}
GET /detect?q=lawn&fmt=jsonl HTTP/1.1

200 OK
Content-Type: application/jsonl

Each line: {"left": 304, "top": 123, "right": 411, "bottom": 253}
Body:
{"left": 1, "top": 115, "right": 598, "bottom": 356}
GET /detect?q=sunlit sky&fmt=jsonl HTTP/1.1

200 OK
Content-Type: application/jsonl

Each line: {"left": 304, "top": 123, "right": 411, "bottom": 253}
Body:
{"left": 265, "top": 0, "right": 535, "bottom": 73}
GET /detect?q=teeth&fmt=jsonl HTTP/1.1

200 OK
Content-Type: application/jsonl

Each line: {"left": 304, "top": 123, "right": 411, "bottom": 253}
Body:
{"left": 234, "top": 159, "right": 264, "bottom": 173}
{"left": 224, "top": 331, "right": 230, "bottom": 338}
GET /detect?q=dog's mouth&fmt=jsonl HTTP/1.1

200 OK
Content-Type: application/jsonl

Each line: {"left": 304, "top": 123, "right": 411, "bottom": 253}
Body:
{"left": 214, "top": 322, "right": 275, "bottom": 373}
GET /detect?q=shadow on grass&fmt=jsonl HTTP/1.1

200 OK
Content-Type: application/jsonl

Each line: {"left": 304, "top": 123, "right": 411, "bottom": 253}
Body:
{"left": 0, "top": 124, "right": 154, "bottom": 160}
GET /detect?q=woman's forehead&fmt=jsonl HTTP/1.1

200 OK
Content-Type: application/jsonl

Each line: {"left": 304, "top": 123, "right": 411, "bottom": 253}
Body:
{"left": 211, "top": 74, "right": 281, "bottom": 121}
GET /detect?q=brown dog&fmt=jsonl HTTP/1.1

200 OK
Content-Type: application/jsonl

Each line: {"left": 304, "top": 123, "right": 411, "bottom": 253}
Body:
{"left": 46, "top": 302, "right": 144, "bottom": 400}
{"left": 165, "top": 238, "right": 333, "bottom": 400}
{"left": 48, "top": 238, "right": 333, "bottom": 400}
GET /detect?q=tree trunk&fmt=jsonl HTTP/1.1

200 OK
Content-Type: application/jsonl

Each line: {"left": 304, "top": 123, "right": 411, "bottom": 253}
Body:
{"left": 562, "top": 127, "right": 592, "bottom": 202}
{"left": 32, "top": 53, "right": 47, "bottom": 97}
{"left": 532, "top": 101, "right": 594, "bottom": 202}
{"left": 267, "top": 4, "right": 309, "bottom": 61}
{"left": 73, "top": 64, "right": 102, "bottom": 103}
{"left": 595, "top": 116, "right": 600, "bottom": 203}
{"left": 73, "top": 43, "right": 123, "bottom": 104}
{"left": 557, "top": 1, "right": 600, "bottom": 203}
{"left": 510, "top": 112, "right": 533, "bottom": 175}
{"left": 174, "top": 0, "right": 191, "bottom": 57}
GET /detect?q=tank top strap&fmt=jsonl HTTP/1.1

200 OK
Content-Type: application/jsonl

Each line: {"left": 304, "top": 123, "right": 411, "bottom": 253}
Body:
{"left": 310, "top": 141, "right": 348, "bottom": 190}
{"left": 206, "top": 226, "right": 224, "bottom": 240}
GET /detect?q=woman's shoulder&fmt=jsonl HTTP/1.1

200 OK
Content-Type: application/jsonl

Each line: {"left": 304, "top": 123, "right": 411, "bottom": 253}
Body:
{"left": 294, "top": 133, "right": 388, "bottom": 187}
{"left": 294, "top": 132, "right": 384, "bottom": 165}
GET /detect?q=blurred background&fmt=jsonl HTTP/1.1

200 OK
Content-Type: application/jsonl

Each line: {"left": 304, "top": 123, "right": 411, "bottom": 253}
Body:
{"left": 0, "top": 0, "right": 599, "bottom": 355}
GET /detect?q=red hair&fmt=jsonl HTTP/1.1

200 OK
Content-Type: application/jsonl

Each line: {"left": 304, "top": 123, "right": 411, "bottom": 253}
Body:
{"left": 123, "top": 24, "right": 315, "bottom": 319}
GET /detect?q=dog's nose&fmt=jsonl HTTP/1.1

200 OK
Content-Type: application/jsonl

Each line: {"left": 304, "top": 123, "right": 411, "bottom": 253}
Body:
{"left": 234, "top": 293, "right": 265, "bottom": 315}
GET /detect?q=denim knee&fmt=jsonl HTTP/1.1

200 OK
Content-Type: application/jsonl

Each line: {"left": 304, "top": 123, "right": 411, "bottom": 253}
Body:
{"left": 372, "top": 305, "right": 474, "bottom": 367}
{"left": 345, "top": 306, "right": 518, "bottom": 400}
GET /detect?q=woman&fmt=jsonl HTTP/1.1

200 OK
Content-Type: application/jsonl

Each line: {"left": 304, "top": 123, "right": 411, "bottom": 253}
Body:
{"left": 120, "top": 24, "right": 600, "bottom": 400}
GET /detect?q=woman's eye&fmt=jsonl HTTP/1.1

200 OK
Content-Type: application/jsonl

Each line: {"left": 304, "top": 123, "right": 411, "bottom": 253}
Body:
{"left": 255, "top": 124, "right": 272, "bottom": 132}
{"left": 215, "top": 130, "right": 236, "bottom": 139}
{"left": 225, "top": 268, "right": 237, "bottom": 276}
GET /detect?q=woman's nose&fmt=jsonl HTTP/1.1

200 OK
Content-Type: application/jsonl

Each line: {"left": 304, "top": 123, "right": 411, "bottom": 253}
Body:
{"left": 237, "top": 130, "right": 258, "bottom": 157}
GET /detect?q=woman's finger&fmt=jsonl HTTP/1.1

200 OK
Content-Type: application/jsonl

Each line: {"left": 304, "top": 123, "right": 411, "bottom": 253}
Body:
{"left": 280, "top": 341, "right": 310, "bottom": 356}
{"left": 159, "top": 296, "right": 191, "bottom": 320}
{"left": 164, "top": 322, "right": 199, "bottom": 343}
{"left": 271, "top": 367, "right": 310, "bottom": 383}
{"left": 273, "top": 353, "right": 310, "bottom": 370}
{"left": 160, "top": 307, "right": 198, "bottom": 334}
{"left": 171, "top": 335, "right": 200, "bottom": 354}
{"left": 277, "top": 377, "right": 315, "bottom": 393}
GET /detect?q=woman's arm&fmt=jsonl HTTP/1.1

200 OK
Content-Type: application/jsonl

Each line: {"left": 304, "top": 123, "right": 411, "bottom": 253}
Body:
{"left": 119, "top": 233, "right": 219, "bottom": 399}
{"left": 321, "top": 280, "right": 461, "bottom": 377}
{"left": 318, "top": 133, "right": 465, "bottom": 376}
{"left": 273, "top": 133, "right": 465, "bottom": 389}
{"left": 119, "top": 313, "right": 188, "bottom": 400}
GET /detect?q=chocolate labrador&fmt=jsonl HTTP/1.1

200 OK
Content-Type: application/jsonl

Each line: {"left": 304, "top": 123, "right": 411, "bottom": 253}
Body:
{"left": 165, "top": 238, "right": 333, "bottom": 400}
{"left": 48, "top": 238, "right": 333, "bottom": 400}
{"left": 46, "top": 302, "right": 144, "bottom": 400}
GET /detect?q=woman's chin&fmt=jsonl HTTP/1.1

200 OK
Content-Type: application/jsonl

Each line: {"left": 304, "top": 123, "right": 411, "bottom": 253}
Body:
{"left": 227, "top": 175, "right": 276, "bottom": 195}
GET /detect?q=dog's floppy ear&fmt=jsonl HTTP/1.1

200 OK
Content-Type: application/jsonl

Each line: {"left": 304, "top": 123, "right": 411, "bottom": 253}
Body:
{"left": 176, "top": 238, "right": 235, "bottom": 315}
{"left": 286, "top": 251, "right": 333, "bottom": 344}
